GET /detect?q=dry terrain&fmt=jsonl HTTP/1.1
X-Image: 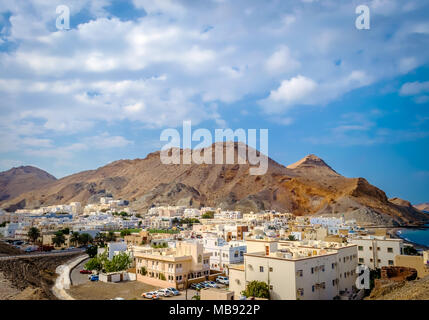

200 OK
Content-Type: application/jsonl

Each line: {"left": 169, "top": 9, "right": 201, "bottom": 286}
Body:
{"left": 67, "top": 280, "right": 158, "bottom": 300}
{"left": 367, "top": 275, "right": 429, "bottom": 300}
{"left": 1, "top": 143, "right": 427, "bottom": 226}
{"left": 0, "top": 254, "right": 81, "bottom": 300}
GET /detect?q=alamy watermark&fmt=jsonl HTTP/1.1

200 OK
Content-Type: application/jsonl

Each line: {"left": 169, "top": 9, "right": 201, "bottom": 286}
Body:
{"left": 355, "top": 265, "right": 370, "bottom": 289}
{"left": 159, "top": 121, "right": 269, "bottom": 176}
{"left": 56, "top": 5, "right": 70, "bottom": 30}
{"left": 355, "top": 5, "right": 370, "bottom": 30}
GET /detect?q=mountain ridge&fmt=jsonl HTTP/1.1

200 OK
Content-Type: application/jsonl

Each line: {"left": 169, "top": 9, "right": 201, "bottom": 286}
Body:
{"left": 0, "top": 143, "right": 427, "bottom": 226}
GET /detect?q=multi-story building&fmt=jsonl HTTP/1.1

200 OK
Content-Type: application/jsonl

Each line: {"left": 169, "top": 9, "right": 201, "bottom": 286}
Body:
{"left": 229, "top": 238, "right": 358, "bottom": 300}
{"left": 350, "top": 236, "right": 404, "bottom": 269}
{"left": 134, "top": 240, "right": 211, "bottom": 289}
{"left": 203, "top": 237, "right": 246, "bottom": 272}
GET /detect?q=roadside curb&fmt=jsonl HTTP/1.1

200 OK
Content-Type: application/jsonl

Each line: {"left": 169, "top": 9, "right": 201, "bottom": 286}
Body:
{"left": 53, "top": 254, "right": 88, "bottom": 300}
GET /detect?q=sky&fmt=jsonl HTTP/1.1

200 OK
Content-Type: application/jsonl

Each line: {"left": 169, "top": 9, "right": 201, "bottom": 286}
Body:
{"left": 0, "top": 0, "right": 428, "bottom": 204}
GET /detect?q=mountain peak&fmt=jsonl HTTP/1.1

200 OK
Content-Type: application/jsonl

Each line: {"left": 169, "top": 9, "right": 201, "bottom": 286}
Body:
{"left": 287, "top": 154, "right": 331, "bottom": 169}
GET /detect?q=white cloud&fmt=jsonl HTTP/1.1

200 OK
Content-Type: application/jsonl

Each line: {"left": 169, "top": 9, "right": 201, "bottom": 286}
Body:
{"left": 265, "top": 75, "right": 317, "bottom": 107}
{"left": 400, "top": 81, "right": 429, "bottom": 96}
{"left": 265, "top": 46, "right": 300, "bottom": 75}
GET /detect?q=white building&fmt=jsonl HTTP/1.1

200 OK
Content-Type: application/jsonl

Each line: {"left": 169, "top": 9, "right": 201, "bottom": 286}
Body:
{"left": 350, "top": 236, "right": 404, "bottom": 269}
{"left": 203, "top": 237, "right": 246, "bottom": 272}
{"left": 229, "top": 238, "right": 358, "bottom": 300}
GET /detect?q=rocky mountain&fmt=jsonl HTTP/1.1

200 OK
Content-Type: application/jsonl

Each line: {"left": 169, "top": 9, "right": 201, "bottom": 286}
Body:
{"left": 414, "top": 202, "right": 429, "bottom": 212}
{"left": 0, "top": 143, "right": 427, "bottom": 226}
{"left": 0, "top": 166, "right": 56, "bottom": 203}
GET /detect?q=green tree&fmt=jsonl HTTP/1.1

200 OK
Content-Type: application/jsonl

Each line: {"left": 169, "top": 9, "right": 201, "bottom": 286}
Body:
{"left": 78, "top": 233, "right": 93, "bottom": 246}
{"left": 104, "top": 252, "right": 132, "bottom": 273}
{"left": 288, "top": 235, "right": 296, "bottom": 241}
{"left": 201, "top": 211, "right": 215, "bottom": 219}
{"left": 70, "top": 232, "right": 80, "bottom": 246}
{"left": 85, "top": 256, "right": 103, "bottom": 271}
{"left": 159, "top": 273, "right": 166, "bottom": 280}
{"left": 61, "top": 228, "right": 70, "bottom": 235}
{"left": 120, "top": 229, "right": 131, "bottom": 237}
{"left": 242, "top": 281, "right": 270, "bottom": 299}
{"left": 86, "top": 245, "right": 98, "bottom": 258}
{"left": 52, "top": 231, "right": 66, "bottom": 247}
{"left": 27, "top": 227, "right": 40, "bottom": 244}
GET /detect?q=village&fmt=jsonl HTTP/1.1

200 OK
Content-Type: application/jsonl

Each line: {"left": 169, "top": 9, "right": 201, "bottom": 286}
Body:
{"left": 1, "top": 196, "right": 428, "bottom": 300}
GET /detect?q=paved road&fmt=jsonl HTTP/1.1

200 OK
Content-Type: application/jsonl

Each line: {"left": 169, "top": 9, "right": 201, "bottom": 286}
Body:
{"left": 70, "top": 258, "right": 90, "bottom": 285}
{"left": 0, "top": 248, "right": 85, "bottom": 261}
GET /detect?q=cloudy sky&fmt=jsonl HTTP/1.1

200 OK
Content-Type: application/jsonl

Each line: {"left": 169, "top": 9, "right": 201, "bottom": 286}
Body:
{"left": 0, "top": 0, "right": 428, "bottom": 204}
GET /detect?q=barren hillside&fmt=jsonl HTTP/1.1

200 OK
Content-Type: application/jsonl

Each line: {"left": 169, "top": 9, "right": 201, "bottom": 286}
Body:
{"left": 0, "top": 143, "right": 427, "bottom": 226}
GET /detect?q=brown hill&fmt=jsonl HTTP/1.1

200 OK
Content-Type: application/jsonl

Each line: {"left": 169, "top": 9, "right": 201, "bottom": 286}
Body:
{"left": 0, "top": 143, "right": 427, "bottom": 226}
{"left": 0, "top": 166, "right": 56, "bottom": 203}
{"left": 414, "top": 202, "right": 429, "bottom": 212}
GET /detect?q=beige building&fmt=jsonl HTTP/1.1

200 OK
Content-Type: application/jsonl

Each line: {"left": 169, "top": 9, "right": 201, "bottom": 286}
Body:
{"left": 134, "top": 241, "right": 211, "bottom": 289}
{"left": 350, "top": 236, "right": 403, "bottom": 269}
{"left": 395, "top": 250, "right": 429, "bottom": 278}
{"left": 229, "top": 238, "right": 358, "bottom": 300}
{"left": 200, "top": 287, "right": 234, "bottom": 300}
{"left": 124, "top": 230, "right": 151, "bottom": 246}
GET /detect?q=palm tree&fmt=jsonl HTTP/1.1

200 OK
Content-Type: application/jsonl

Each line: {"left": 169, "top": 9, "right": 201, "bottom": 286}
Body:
{"left": 52, "top": 231, "right": 66, "bottom": 248}
{"left": 27, "top": 227, "right": 40, "bottom": 244}
{"left": 70, "top": 232, "right": 80, "bottom": 246}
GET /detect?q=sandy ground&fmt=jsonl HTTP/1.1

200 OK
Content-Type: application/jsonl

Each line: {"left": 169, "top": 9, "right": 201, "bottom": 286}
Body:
{"left": 66, "top": 280, "right": 159, "bottom": 300}
{"left": 0, "top": 272, "right": 21, "bottom": 300}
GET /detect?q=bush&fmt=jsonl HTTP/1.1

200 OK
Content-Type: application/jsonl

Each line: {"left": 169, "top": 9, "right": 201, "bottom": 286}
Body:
{"left": 241, "top": 281, "right": 270, "bottom": 299}
{"left": 140, "top": 266, "right": 147, "bottom": 276}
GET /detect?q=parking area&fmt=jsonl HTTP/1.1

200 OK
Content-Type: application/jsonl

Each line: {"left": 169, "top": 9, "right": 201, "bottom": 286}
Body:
{"left": 68, "top": 264, "right": 229, "bottom": 300}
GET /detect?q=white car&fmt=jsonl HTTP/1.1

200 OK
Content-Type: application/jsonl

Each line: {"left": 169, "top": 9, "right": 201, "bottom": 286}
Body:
{"left": 156, "top": 289, "right": 173, "bottom": 297}
{"left": 142, "top": 292, "right": 159, "bottom": 299}
{"left": 166, "top": 287, "right": 180, "bottom": 296}
{"left": 216, "top": 276, "right": 229, "bottom": 285}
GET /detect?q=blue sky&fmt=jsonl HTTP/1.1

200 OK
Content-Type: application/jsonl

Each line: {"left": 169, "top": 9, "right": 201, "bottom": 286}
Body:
{"left": 0, "top": 0, "right": 428, "bottom": 204}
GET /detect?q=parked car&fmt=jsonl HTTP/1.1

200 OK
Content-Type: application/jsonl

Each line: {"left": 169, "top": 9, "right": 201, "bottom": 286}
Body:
{"left": 216, "top": 276, "right": 229, "bottom": 285}
{"left": 80, "top": 269, "right": 92, "bottom": 274}
{"left": 190, "top": 283, "right": 203, "bottom": 290}
{"left": 166, "top": 287, "right": 180, "bottom": 296}
{"left": 157, "top": 289, "right": 173, "bottom": 297}
{"left": 141, "top": 292, "right": 159, "bottom": 299}
{"left": 89, "top": 275, "right": 99, "bottom": 281}
{"left": 200, "top": 281, "right": 211, "bottom": 288}
{"left": 207, "top": 281, "right": 220, "bottom": 288}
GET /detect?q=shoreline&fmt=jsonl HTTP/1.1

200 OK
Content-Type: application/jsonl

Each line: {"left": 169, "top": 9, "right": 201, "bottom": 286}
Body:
{"left": 388, "top": 227, "right": 429, "bottom": 250}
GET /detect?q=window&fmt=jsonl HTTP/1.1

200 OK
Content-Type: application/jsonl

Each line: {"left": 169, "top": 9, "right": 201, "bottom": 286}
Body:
{"left": 369, "top": 246, "right": 373, "bottom": 251}
{"left": 270, "top": 285, "right": 273, "bottom": 290}
{"left": 296, "top": 270, "right": 303, "bottom": 277}
{"left": 370, "top": 258, "right": 373, "bottom": 263}
{"left": 312, "top": 285, "right": 315, "bottom": 292}
{"left": 260, "top": 266, "right": 264, "bottom": 272}
{"left": 269, "top": 267, "right": 273, "bottom": 272}
{"left": 311, "top": 267, "right": 314, "bottom": 274}
{"left": 387, "top": 247, "right": 393, "bottom": 253}
{"left": 388, "top": 260, "right": 394, "bottom": 266}
{"left": 332, "top": 263, "right": 335, "bottom": 269}
{"left": 377, "top": 247, "right": 380, "bottom": 251}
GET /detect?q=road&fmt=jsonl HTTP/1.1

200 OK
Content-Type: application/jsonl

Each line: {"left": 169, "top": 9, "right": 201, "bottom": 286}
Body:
{"left": 70, "top": 257, "right": 90, "bottom": 285}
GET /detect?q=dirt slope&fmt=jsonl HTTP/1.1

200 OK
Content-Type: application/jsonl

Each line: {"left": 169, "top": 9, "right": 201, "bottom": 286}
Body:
{"left": 1, "top": 143, "right": 427, "bottom": 225}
